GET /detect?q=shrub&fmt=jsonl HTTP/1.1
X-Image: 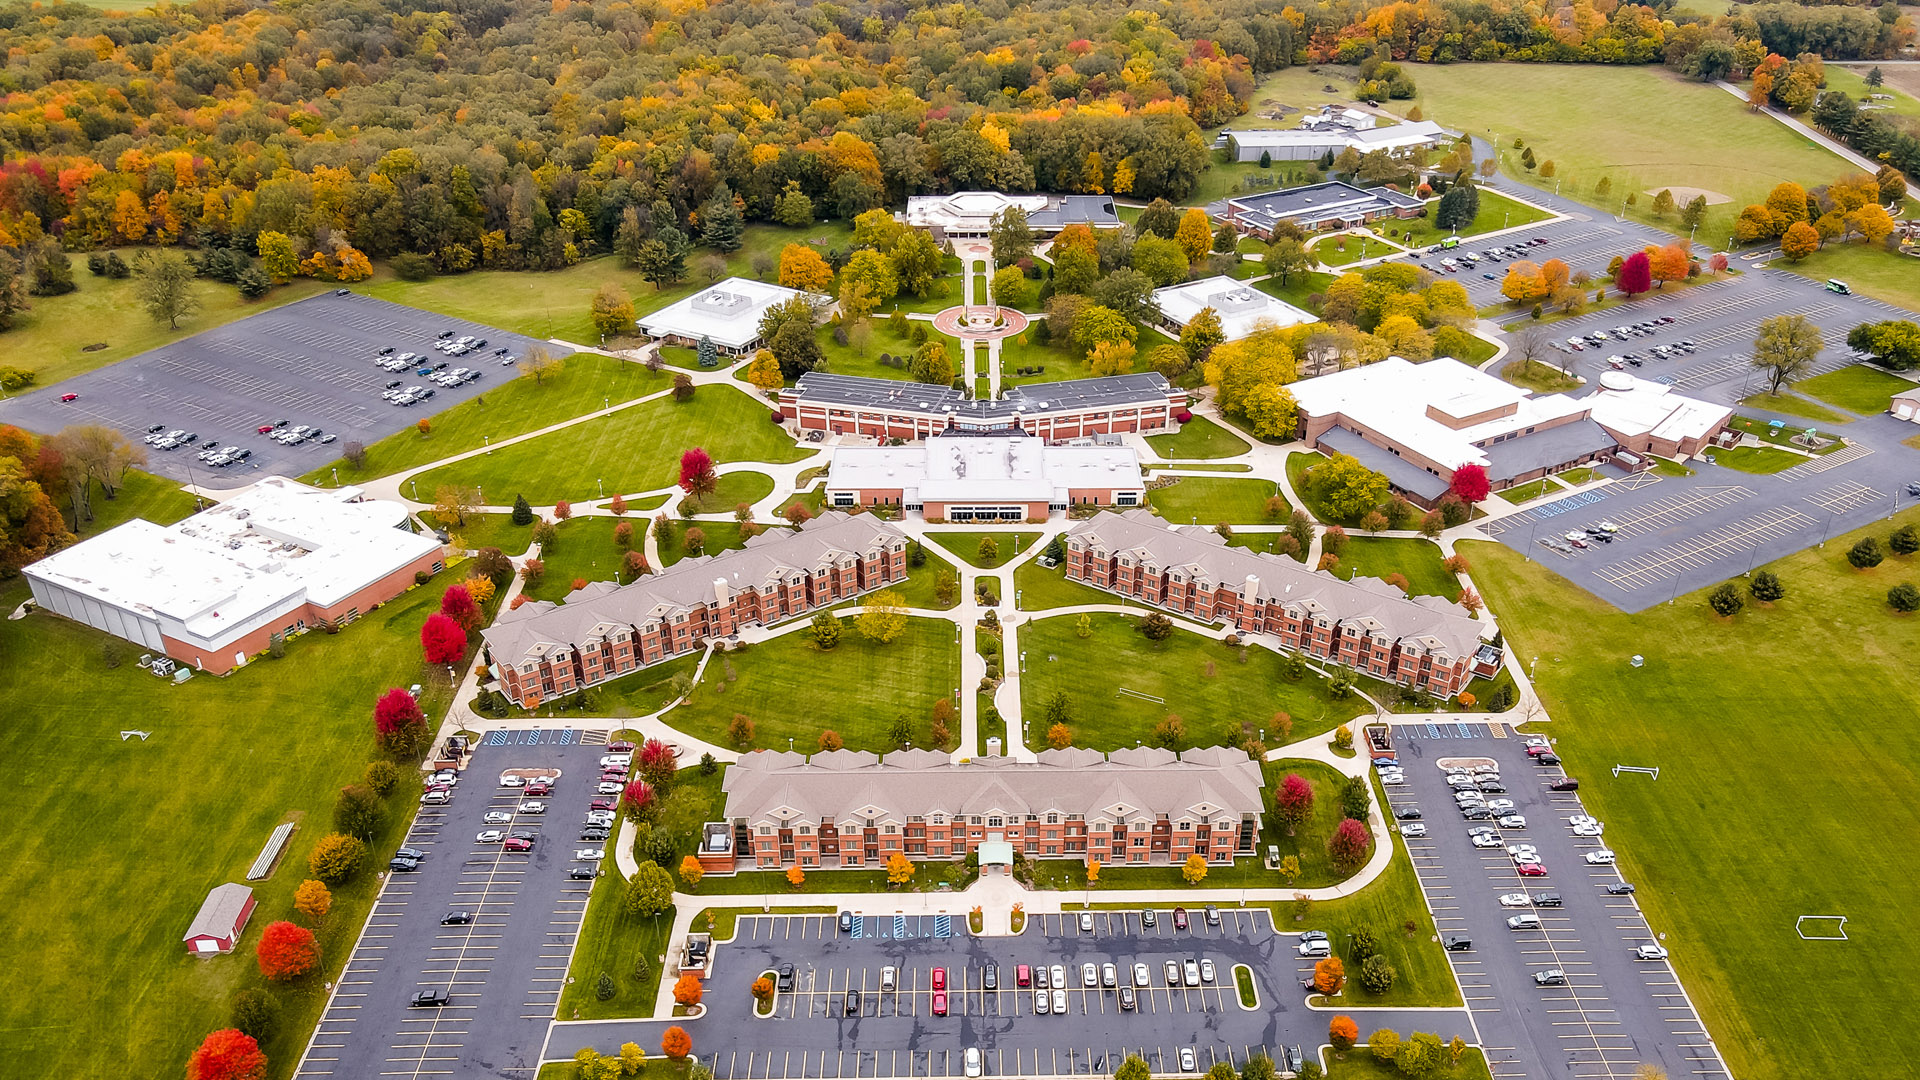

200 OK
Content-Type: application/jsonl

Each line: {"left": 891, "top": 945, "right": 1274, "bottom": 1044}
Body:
{"left": 256, "top": 920, "right": 319, "bottom": 981}
{"left": 1749, "top": 570, "right": 1784, "bottom": 602}
{"left": 1329, "top": 1015, "right": 1359, "bottom": 1051}
{"left": 1889, "top": 582, "right": 1920, "bottom": 612}
{"left": 1706, "top": 582, "right": 1744, "bottom": 617}
{"left": 307, "top": 833, "right": 367, "bottom": 884}
{"left": 1357, "top": 954, "right": 1397, "bottom": 994}
{"left": 596, "top": 973, "right": 616, "bottom": 1000}
{"left": 1848, "top": 536, "right": 1884, "bottom": 569}
{"left": 1891, "top": 525, "right": 1920, "bottom": 556}
{"left": 229, "top": 988, "right": 282, "bottom": 1042}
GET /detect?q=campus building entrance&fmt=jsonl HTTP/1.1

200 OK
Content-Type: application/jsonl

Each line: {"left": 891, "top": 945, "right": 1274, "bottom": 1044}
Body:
{"left": 946, "top": 505, "right": 1025, "bottom": 522}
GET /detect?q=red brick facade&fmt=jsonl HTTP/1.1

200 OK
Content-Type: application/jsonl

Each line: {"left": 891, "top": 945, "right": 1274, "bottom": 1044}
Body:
{"left": 744, "top": 810, "right": 1245, "bottom": 870}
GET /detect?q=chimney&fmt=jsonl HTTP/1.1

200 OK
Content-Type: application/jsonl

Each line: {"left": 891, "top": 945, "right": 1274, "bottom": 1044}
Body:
{"left": 1244, "top": 574, "right": 1260, "bottom": 602}
{"left": 713, "top": 577, "right": 731, "bottom": 606}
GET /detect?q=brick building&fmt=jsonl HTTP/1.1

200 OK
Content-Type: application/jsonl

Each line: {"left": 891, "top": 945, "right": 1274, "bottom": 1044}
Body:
{"left": 1065, "top": 511, "right": 1492, "bottom": 697}
{"left": 714, "top": 746, "right": 1265, "bottom": 872}
{"left": 482, "top": 513, "right": 908, "bottom": 708}
{"left": 780, "top": 373, "right": 1188, "bottom": 442}
{"left": 24, "top": 477, "right": 444, "bottom": 675}
{"left": 824, "top": 435, "right": 1144, "bottom": 521}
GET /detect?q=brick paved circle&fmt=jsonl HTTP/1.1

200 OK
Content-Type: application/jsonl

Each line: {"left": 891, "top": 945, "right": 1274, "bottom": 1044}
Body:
{"left": 931, "top": 305, "right": 1030, "bottom": 342}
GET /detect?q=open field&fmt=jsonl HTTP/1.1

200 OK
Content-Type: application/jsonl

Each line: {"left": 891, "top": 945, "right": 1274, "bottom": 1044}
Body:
{"left": 1386, "top": 65, "right": 1862, "bottom": 247}
{"left": 3, "top": 254, "right": 331, "bottom": 390}
{"left": 1017, "top": 613, "right": 1370, "bottom": 751}
{"left": 1464, "top": 510, "right": 1920, "bottom": 1080}
{"left": 1772, "top": 243, "right": 1920, "bottom": 314}
{"left": 410, "top": 385, "right": 812, "bottom": 504}
{"left": 677, "top": 470, "right": 775, "bottom": 515}
{"left": 1146, "top": 475, "right": 1285, "bottom": 524}
{"left": 1797, "top": 364, "right": 1914, "bottom": 415}
{"left": 521, "top": 517, "right": 643, "bottom": 601}
{"left": 1500, "top": 358, "right": 1580, "bottom": 394}
{"left": 301, "top": 353, "right": 669, "bottom": 486}
{"left": 1710, "top": 445, "right": 1805, "bottom": 474}
{"left": 1738, "top": 391, "right": 1850, "bottom": 425}
{"left": 0, "top": 575, "right": 453, "bottom": 1079}
{"left": 1322, "top": 1047, "right": 1491, "bottom": 1080}
{"left": 1396, "top": 189, "right": 1554, "bottom": 247}
{"left": 924, "top": 531, "right": 1037, "bottom": 568}
{"left": 1012, "top": 560, "right": 1137, "bottom": 611}
{"left": 658, "top": 520, "right": 761, "bottom": 567}
{"left": 1331, "top": 537, "right": 1460, "bottom": 599}
{"left": 1827, "top": 65, "right": 1920, "bottom": 119}
{"left": 661, "top": 617, "right": 960, "bottom": 753}
{"left": 1146, "top": 415, "right": 1251, "bottom": 460}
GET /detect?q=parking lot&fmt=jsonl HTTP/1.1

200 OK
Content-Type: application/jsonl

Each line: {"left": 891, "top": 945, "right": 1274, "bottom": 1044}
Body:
{"left": 0, "top": 291, "right": 557, "bottom": 488}
{"left": 1381, "top": 728, "right": 1732, "bottom": 1080}
{"left": 293, "top": 728, "right": 616, "bottom": 1080}
{"left": 564, "top": 909, "right": 1469, "bottom": 1078}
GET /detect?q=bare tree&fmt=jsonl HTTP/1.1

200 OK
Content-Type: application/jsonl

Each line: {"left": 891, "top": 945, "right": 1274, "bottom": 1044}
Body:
{"left": 518, "top": 347, "right": 562, "bottom": 385}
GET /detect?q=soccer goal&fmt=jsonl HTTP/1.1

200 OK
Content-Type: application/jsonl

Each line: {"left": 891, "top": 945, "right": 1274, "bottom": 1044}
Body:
{"left": 1116, "top": 687, "right": 1165, "bottom": 704}
{"left": 1612, "top": 765, "right": 1659, "bottom": 779}
{"left": 1796, "top": 915, "right": 1849, "bottom": 941}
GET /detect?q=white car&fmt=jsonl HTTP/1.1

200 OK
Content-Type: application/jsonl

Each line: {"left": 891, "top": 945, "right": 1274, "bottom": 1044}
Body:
{"left": 1034, "top": 989, "right": 1049, "bottom": 1014}
{"left": 1512, "top": 852, "right": 1543, "bottom": 866}
{"left": 964, "top": 1047, "right": 982, "bottom": 1078}
{"left": 1082, "top": 963, "right": 1098, "bottom": 988}
{"left": 1634, "top": 944, "right": 1669, "bottom": 961}
{"left": 1572, "top": 823, "right": 1604, "bottom": 838}
{"left": 1051, "top": 988, "right": 1066, "bottom": 1014}
{"left": 599, "top": 755, "right": 631, "bottom": 768}
{"left": 1134, "top": 962, "right": 1151, "bottom": 987}
{"left": 575, "top": 848, "right": 605, "bottom": 860}
{"left": 518, "top": 800, "right": 547, "bottom": 814}
{"left": 596, "top": 781, "right": 624, "bottom": 796}
{"left": 1471, "top": 833, "right": 1502, "bottom": 848}
{"left": 585, "top": 810, "right": 615, "bottom": 827}
{"left": 1506, "top": 844, "right": 1537, "bottom": 856}
{"left": 1447, "top": 774, "right": 1475, "bottom": 787}
{"left": 1497, "top": 893, "right": 1532, "bottom": 907}
{"left": 1585, "top": 849, "right": 1617, "bottom": 864}
{"left": 1485, "top": 799, "right": 1516, "bottom": 813}
{"left": 1497, "top": 815, "right": 1526, "bottom": 829}
{"left": 483, "top": 811, "right": 513, "bottom": 825}
{"left": 476, "top": 830, "right": 504, "bottom": 843}
{"left": 499, "top": 774, "right": 526, "bottom": 787}
{"left": 1569, "top": 815, "right": 1600, "bottom": 828}
{"left": 1400, "top": 823, "right": 1427, "bottom": 838}
{"left": 1380, "top": 773, "right": 1406, "bottom": 786}
{"left": 1200, "top": 959, "right": 1215, "bottom": 983}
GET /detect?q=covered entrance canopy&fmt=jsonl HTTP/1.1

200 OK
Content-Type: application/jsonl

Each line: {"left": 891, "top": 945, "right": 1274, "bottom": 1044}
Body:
{"left": 977, "top": 840, "right": 1015, "bottom": 866}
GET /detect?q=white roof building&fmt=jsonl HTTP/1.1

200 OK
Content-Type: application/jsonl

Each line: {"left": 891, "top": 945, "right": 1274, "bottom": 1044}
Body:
{"left": 24, "top": 477, "right": 441, "bottom": 671}
{"left": 1585, "top": 370, "right": 1735, "bottom": 455}
{"left": 902, "top": 192, "right": 1121, "bottom": 238}
{"left": 826, "top": 436, "right": 1143, "bottom": 515}
{"left": 1220, "top": 120, "right": 1450, "bottom": 163}
{"left": 636, "top": 277, "right": 823, "bottom": 354}
{"left": 1152, "top": 276, "right": 1318, "bottom": 341}
{"left": 1888, "top": 385, "right": 1920, "bottom": 423}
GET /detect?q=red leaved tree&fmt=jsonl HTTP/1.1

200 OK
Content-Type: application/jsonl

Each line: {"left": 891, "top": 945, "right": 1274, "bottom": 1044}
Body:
{"left": 637, "top": 739, "right": 678, "bottom": 789}
{"left": 1328, "top": 818, "right": 1373, "bottom": 872}
{"left": 187, "top": 1029, "right": 268, "bottom": 1080}
{"left": 1615, "top": 251, "right": 1652, "bottom": 296}
{"left": 1313, "top": 956, "right": 1346, "bottom": 995}
{"left": 256, "top": 920, "right": 319, "bottom": 981}
{"left": 661, "top": 1025, "right": 693, "bottom": 1060}
{"left": 1448, "top": 463, "right": 1490, "bottom": 504}
{"left": 678, "top": 447, "right": 717, "bottom": 501}
{"left": 621, "top": 779, "right": 655, "bottom": 819}
{"left": 439, "top": 583, "right": 480, "bottom": 632}
{"left": 1275, "top": 773, "right": 1315, "bottom": 836}
{"left": 420, "top": 613, "right": 467, "bottom": 664}
{"left": 609, "top": 492, "right": 629, "bottom": 515}
{"left": 554, "top": 499, "right": 572, "bottom": 520}
{"left": 673, "top": 972, "right": 704, "bottom": 1005}
{"left": 373, "top": 687, "right": 426, "bottom": 752}
{"left": 1330, "top": 1014, "right": 1360, "bottom": 1051}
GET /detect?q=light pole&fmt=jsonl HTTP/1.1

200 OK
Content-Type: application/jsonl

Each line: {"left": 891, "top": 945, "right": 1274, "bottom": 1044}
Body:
{"left": 598, "top": 478, "right": 605, "bottom": 498}
{"left": 484, "top": 435, "right": 490, "bottom": 454}
{"left": 410, "top": 479, "right": 418, "bottom": 501}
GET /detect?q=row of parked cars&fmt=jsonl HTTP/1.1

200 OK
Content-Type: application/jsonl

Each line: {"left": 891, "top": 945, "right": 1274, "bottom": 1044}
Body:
{"left": 1421, "top": 236, "right": 1551, "bottom": 275}
{"left": 144, "top": 425, "right": 258, "bottom": 467}
{"left": 257, "top": 422, "right": 334, "bottom": 445}
{"left": 1541, "top": 519, "right": 1620, "bottom": 557}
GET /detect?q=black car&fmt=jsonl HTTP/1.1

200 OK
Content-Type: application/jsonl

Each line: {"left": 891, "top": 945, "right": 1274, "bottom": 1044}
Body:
{"left": 396, "top": 846, "right": 428, "bottom": 860}
{"left": 388, "top": 855, "right": 420, "bottom": 872}
{"left": 1478, "top": 781, "right": 1506, "bottom": 793}
{"left": 438, "top": 329, "right": 455, "bottom": 339}
{"left": 580, "top": 829, "right": 610, "bottom": 842}
{"left": 1394, "top": 806, "right": 1423, "bottom": 820}
{"left": 1462, "top": 806, "right": 1494, "bottom": 819}
{"left": 442, "top": 911, "right": 473, "bottom": 925}
{"left": 1550, "top": 778, "right": 1580, "bottom": 791}
{"left": 844, "top": 989, "right": 859, "bottom": 1014}
{"left": 411, "top": 988, "right": 451, "bottom": 1008}
{"left": 1141, "top": 909, "right": 1157, "bottom": 927}
{"left": 509, "top": 830, "right": 538, "bottom": 842}
{"left": 776, "top": 963, "right": 796, "bottom": 992}
{"left": 1205, "top": 904, "right": 1220, "bottom": 926}
{"left": 1606, "top": 882, "right": 1637, "bottom": 895}
{"left": 568, "top": 866, "right": 597, "bottom": 879}
{"left": 984, "top": 963, "right": 998, "bottom": 990}
{"left": 1443, "top": 935, "right": 1473, "bottom": 951}
{"left": 1533, "top": 892, "right": 1563, "bottom": 907}
{"left": 839, "top": 910, "right": 854, "bottom": 932}
{"left": 1536, "top": 753, "right": 1561, "bottom": 766}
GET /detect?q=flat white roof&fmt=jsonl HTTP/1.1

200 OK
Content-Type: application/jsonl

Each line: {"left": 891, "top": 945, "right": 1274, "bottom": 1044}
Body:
{"left": 25, "top": 477, "right": 438, "bottom": 640}
{"left": 1225, "top": 120, "right": 1447, "bottom": 153}
{"left": 827, "top": 437, "right": 1141, "bottom": 504}
{"left": 1153, "top": 276, "right": 1317, "bottom": 340}
{"left": 1290, "top": 357, "right": 1588, "bottom": 471}
{"left": 1585, "top": 373, "right": 1733, "bottom": 443}
{"left": 636, "top": 277, "right": 818, "bottom": 351}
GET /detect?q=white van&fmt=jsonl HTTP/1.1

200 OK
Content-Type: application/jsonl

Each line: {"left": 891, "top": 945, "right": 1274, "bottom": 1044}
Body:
{"left": 1507, "top": 914, "right": 1541, "bottom": 930}
{"left": 1297, "top": 938, "right": 1332, "bottom": 958}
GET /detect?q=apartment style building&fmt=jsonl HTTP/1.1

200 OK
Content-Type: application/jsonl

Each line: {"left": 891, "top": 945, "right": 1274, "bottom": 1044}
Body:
{"left": 824, "top": 435, "right": 1144, "bottom": 521}
{"left": 482, "top": 513, "right": 908, "bottom": 708}
{"left": 780, "top": 372, "right": 1188, "bottom": 442}
{"left": 710, "top": 746, "right": 1265, "bottom": 873}
{"left": 1065, "top": 511, "right": 1493, "bottom": 697}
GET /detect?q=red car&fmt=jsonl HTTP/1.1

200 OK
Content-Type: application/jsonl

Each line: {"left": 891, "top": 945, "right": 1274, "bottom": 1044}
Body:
{"left": 1172, "top": 907, "right": 1189, "bottom": 930}
{"left": 1016, "top": 964, "right": 1031, "bottom": 988}
{"left": 504, "top": 837, "right": 534, "bottom": 852}
{"left": 1516, "top": 862, "right": 1548, "bottom": 876}
{"left": 589, "top": 797, "right": 617, "bottom": 811}
{"left": 931, "top": 967, "right": 946, "bottom": 991}
{"left": 257, "top": 424, "right": 273, "bottom": 434}
{"left": 60, "top": 393, "right": 78, "bottom": 402}
{"left": 606, "top": 741, "right": 636, "bottom": 753}
{"left": 524, "top": 782, "right": 552, "bottom": 797}
{"left": 931, "top": 992, "right": 947, "bottom": 1016}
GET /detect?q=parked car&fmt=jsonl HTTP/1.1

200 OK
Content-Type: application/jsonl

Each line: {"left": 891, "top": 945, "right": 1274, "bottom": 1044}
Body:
{"left": 964, "top": 1047, "right": 982, "bottom": 1078}
{"left": 1606, "top": 882, "right": 1636, "bottom": 895}
{"left": 1165, "top": 960, "right": 1181, "bottom": 985}
{"left": 442, "top": 911, "right": 473, "bottom": 925}
{"left": 1141, "top": 909, "right": 1157, "bottom": 927}
{"left": 932, "top": 992, "right": 947, "bottom": 1016}
{"left": 1507, "top": 914, "right": 1542, "bottom": 930}
{"left": 1497, "top": 815, "right": 1527, "bottom": 829}
{"left": 1119, "top": 985, "right": 1136, "bottom": 1010}
{"left": 776, "top": 963, "right": 795, "bottom": 991}
{"left": 483, "top": 811, "right": 512, "bottom": 825}
{"left": 1051, "top": 988, "right": 1066, "bottom": 1014}
{"left": 476, "top": 830, "right": 504, "bottom": 844}
{"left": 1101, "top": 962, "right": 1117, "bottom": 988}
{"left": 1634, "top": 944, "right": 1669, "bottom": 961}
{"left": 1516, "top": 862, "right": 1548, "bottom": 876}
{"left": 1532, "top": 892, "right": 1563, "bottom": 907}
{"left": 932, "top": 967, "right": 946, "bottom": 991}
{"left": 1533, "top": 969, "right": 1567, "bottom": 986}
{"left": 517, "top": 800, "right": 546, "bottom": 814}
{"left": 503, "top": 837, "right": 533, "bottom": 852}
{"left": 1400, "top": 823, "right": 1427, "bottom": 838}
{"left": 1079, "top": 911, "right": 1094, "bottom": 932}
{"left": 1585, "top": 849, "right": 1617, "bottom": 864}
{"left": 410, "top": 989, "right": 451, "bottom": 1008}
{"left": 1180, "top": 1048, "right": 1197, "bottom": 1073}
{"left": 1443, "top": 935, "right": 1473, "bottom": 951}
{"left": 388, "top": 855, "right": 420, "bottom": 872}
{"left": 1200, "top": 959, "right": 1215, "bottom": 983}
{"left": 1550, "top": 778, "right": 1580, "bottom": 791}
{"left": 1172, "top": 907, "right": 1189, "bottom": 930}
{"left": 1498, "top": 893, "right": 1533, "bottom": 907}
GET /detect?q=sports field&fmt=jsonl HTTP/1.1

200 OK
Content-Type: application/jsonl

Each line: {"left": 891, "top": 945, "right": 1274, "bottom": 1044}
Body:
{"left": 1387, "top": 65, "right": 1861, "bottom": 246}
{"left": 1464, "top": 509, "right": 1920, "bottom": 1080}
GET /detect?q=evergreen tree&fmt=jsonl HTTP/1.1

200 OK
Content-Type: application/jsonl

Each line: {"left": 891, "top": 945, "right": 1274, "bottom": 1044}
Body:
{"left": 512, "top": 495, "right": 534, "bottom": 526}
{"left": 699, "top": 184, "right": 744, "bottom": 252}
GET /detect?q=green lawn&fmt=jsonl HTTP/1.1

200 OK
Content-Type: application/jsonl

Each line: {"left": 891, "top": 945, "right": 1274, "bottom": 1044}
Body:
{"left": 661, "top": 617, "right": 960, "bottom": 753}
{"left": 1738, "top": 391, "right": 1851, "bottom": 425}
{"left": 61, "top": 466, "right": 203, "bottom": 538}
{"left": 1829, "top": 64, "right": 1920, "bottom": 119}
{"left": 1438, "top": 330, "right": 1500, "bottom": 365}
{"left": 1500, "top": 358, "right": 1580, "bottom": 393}
{"left": 1708, "top": 445, "right": 1804, "bottom": 474}
{"left": 0, "top": 576, "right": 456, "bottom": 1080}
{"left": 678, "top": 471, "right": 775, "bottom": 516}
{"left": 925, "top": 531, "right": 1037, "bottom": 569}
{"left": 522, "top": 517, "right": 641, "bottom": 601}
{"left": 1322, "top": 1048, "right": 1491, "bottom": 1080}
{"left": 1254, "top": 271, "right": 1338, "bottom": 314}
{"left": 1145, "top": 415, "right": 1251, "bottom": 460}
{"left": 1555, "top": 466, "right": 1597, "bottom": 487}
{"left": 1464, "top": 516, "right": 1920, "bottom": 1080}
{"left": 300, "top": 352, "right": 670, "bottom": 486}
{"left": 1330, "top": 538, "right": 1460, "bottom": 600}
{"left": 1017, "top": 613, "right": 1369, "bottom": 751}
{"left": 1796, "top": 364, "right": 1914, "bottom": 416}
{"left": 1397, "top": 189, "right": 1553, "bottom": 247}
{"left": 1012, "top": 559, "right": 1136, "bottom": 611}
{"left": 777, "top": 486, "right": 826, "bottom": 520}
{"left": 410, "top": 385, "right": 812, "bottom": 504}
{"left": 1386, "top": 64, "right": 1864, "bottom": 248}
{"left": 1226, "top": 532, "right": 1309, "bottom": 562}
{"left": 1, "top": 254, "right": 331, "bottom": 389}
{"left": 998, "top": 325, "right": 1184, "bottom": 389}
{"left": 1497, "top": 477, "right": 1555, "bottom": 505}
{"left": 1310, "top": 234, "right": 1391, "bottom": 267}
{"left": 657, "top": 520, "right": 762, "bottom": 567}
{"left": 1146, "top": 476, "right": 1285, "bottom": 525}
{"left": 1286, "top": 450, "right": 1358, "bottom": 525}
{"left": 423, "top": 511, "right": 537, "bottom": 555}
{"left": 1144, "top": 462, "right": 1253, "bottom": 473}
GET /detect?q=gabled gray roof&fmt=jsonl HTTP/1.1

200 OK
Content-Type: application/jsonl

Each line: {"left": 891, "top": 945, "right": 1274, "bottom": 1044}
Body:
{"left": 481, "top": 513, "right": 907, "bottom": 664}
{"left": 1067, "top": 510, "right": 1485, "bottom": 659}
{"left": 723, "top": 746, "right": 1264, "bottom": 827}
{"left": 183, "top": 883, "right": 252, "bottom": 941}
{"left": 788, "top": 372, "right": 1178, "bottom": 424}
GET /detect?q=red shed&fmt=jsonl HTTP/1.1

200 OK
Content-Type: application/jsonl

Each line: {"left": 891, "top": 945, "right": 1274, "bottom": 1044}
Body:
{"left": 183, "top": 883, "right": 257, "bottom": 956}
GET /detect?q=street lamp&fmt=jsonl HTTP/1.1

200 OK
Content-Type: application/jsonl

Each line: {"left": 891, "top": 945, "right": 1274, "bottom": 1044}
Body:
{"left": 484, "top": 435, "right": 490, "bottom": 454}
{"left": 410, "top": 479, "right": 418, "bottom": 501}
